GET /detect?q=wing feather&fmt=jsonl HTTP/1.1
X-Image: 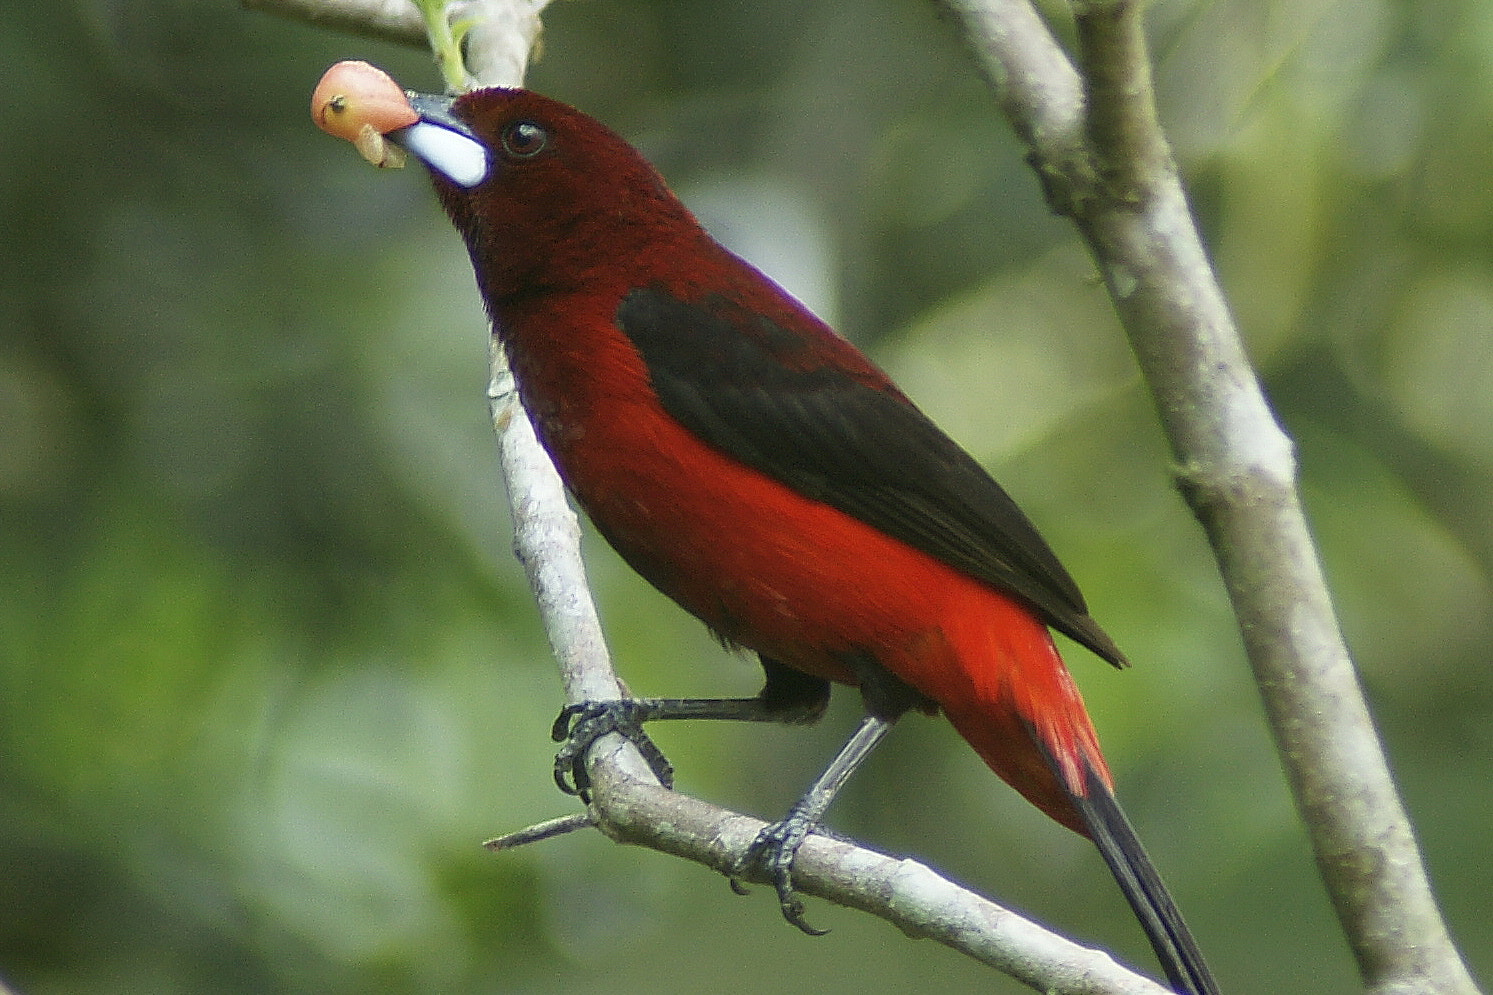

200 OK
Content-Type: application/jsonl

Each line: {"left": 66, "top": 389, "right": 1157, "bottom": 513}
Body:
{"left": 616, "top": 286, "right": 1125, "bottom": 668}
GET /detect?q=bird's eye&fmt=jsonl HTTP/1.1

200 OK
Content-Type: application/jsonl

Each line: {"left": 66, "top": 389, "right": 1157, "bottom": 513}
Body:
{"left": 501, "top": 120, "right": 549, "bottom": 159}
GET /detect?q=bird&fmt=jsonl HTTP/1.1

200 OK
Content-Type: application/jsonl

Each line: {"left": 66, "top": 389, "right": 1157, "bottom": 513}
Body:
{"left": 311, "top": 62, "right": 1219, "bottom": 994}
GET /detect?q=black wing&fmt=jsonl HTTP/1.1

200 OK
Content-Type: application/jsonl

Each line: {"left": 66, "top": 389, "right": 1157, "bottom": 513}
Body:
{"left": 616, "top": 286, "right": 1126, "bottom": 668}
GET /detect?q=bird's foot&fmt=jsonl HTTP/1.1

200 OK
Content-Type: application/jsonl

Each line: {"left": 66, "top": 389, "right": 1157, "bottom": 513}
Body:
{"left": 551, "top": 700, "right": 675, "bottom": 801}
{"left": 729, "top": 809, "right": 828, "bottom": 936}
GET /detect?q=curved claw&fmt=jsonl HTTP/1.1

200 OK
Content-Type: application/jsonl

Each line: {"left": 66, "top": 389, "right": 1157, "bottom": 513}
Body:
{"left": 731, "top": 817, "right": 828, "bottom": 936}
{"left": 551, "top": 703, "right": 584, "bottom": 742}
{"left": 550, "top": 700, "right": 676, "bottom": 801}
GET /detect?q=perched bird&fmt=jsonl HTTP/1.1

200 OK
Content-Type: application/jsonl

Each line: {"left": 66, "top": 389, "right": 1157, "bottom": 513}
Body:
{"left": 313, "top": 62, "right": 1218, "bottom": 995}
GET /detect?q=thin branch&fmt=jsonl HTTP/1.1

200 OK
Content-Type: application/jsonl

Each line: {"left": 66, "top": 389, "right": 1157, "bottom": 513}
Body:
{"left": 248, "top": 0, "right": 543, "bottom": 69}
{"left": 931, "top": 0, "right": 1089, "bottom": 193}
{"left": 1070, "top": 1, "right": 1168, "bottom": 194}
{"left": 484, "top": 811, "right": 595, "bottom": 849}
{"left": 591, "top": 776, "right": 1175, "bottom": 995}
{"left": 937, "top": 1, "right": 1480, "bottom": 993}
{"left": 247, "top": 0, "right": 427, "bottom": 47}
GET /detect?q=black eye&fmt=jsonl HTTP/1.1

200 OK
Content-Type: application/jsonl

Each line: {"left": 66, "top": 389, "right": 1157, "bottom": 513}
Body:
{"left": 501, "top": 120, "right": 548, "bottom": 159}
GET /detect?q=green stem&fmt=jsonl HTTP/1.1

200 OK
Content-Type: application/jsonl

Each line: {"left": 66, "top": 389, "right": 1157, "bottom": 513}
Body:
{"left": 414, "top": 0, "right": 469, "bottom": 92}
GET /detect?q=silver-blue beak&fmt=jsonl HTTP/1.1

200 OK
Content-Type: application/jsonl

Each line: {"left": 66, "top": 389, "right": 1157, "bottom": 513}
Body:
{"left": 388, "top": 92, "right": 490, "bottom": 188}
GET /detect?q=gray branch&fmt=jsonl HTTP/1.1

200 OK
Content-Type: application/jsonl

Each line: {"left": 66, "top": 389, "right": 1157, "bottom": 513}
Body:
{"left": 936, "top": 1, "right": 1480, "bottom": 993}
{"left": 247, "top": 0, "right": 427, "bottom": 47}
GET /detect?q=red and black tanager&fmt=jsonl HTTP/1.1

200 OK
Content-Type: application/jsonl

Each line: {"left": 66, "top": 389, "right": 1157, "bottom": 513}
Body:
{"left": 312, "top": 63, "right": 1218, "bottom": 995}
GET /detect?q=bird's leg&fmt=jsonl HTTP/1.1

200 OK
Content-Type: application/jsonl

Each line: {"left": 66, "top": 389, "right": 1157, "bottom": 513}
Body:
{"left": 730, "top": 713, "right": 896, "bottom": 935}
{"left": 551, "top": 657, "right": 831, "bottom": 801}
{"left": 730, "top": 654, "right": 932, "bottom": 934}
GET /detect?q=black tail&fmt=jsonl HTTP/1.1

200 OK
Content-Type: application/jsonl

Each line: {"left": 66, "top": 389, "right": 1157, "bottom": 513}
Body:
{"left": 1070, "top": 760, "right": 1220, "bottom": 995}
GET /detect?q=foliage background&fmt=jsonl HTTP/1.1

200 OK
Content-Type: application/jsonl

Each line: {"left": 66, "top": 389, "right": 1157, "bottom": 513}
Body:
{"left": 2, "top": 0, "right": 1490, "bottom": 991}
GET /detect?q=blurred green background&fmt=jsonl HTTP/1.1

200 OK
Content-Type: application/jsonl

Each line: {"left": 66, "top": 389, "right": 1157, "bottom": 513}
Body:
{"left": 2, "top": 0, "right": 1489, "bottom": 992}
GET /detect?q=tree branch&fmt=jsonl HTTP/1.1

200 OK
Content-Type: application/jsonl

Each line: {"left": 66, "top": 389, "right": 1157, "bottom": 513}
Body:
{"left": 936, "top": 2, "right": 1480, "bottom": 993}
{"left": 589, "top": 774, "right": 1174, "bottom": 995}
{"left": 248, "top": 0, "right": 428, "bottom": 48}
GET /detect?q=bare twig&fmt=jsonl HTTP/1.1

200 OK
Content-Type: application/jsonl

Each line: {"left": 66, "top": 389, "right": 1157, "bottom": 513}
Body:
{"left": 247, "top": 0, "right": 427, "bottom": 47}
{"left": 937, "top": 1, "right": 1480, "bottom": 993}
{"left": 484, "top": 811, "right": 595, "bottom": 850}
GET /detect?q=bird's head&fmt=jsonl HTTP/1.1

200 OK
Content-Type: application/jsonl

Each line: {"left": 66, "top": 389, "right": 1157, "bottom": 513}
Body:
{"left": 399, "top": 88, "right": 704, "bottom": 300}
{"left": 312, "top": 62, "right": 713, "bottom": 303}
